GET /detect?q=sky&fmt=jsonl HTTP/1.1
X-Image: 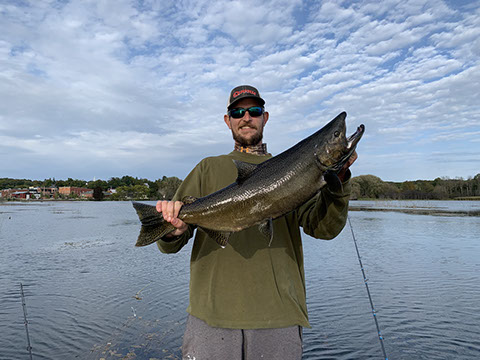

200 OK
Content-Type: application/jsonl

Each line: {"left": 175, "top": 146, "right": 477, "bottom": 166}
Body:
{"left": 1, "top": 0, "right": 479, "bottom": 183}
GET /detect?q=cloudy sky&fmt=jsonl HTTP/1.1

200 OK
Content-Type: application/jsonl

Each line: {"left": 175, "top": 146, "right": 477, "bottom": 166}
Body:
{"left": 1, "top": 0, "right": 479, "bottom": 183}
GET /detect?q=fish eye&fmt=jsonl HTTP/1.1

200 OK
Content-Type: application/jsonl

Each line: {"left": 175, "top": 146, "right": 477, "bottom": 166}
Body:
{"left": 334, "top": 131, "right": 340, "bottom": 137}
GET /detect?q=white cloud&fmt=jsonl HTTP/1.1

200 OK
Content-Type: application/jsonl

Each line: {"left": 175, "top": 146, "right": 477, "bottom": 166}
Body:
{"left": 0, "top": 0, "right": 479, "bottom": 182}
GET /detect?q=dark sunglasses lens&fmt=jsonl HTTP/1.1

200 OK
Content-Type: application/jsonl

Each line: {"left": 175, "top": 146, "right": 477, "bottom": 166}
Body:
{"left": 230, "top": 108, "right": 246, "bottom": 118}
{"left": 229, "top": 107, "right": 264, "bottom": 118}
{"left": 248, "top": 107, "right": 263, "bottom": 117}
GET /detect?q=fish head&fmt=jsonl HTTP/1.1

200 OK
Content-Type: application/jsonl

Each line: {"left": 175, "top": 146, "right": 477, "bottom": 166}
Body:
{"left": 314, "top": 112, "right": 365, "bottom": 172}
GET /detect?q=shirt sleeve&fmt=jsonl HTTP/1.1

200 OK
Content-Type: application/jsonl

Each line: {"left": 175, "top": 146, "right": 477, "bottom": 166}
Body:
{"left": 156, "top": 161, "right": 203, "bottom": 254}
{"left": 297, "top": 170, "right": 352, "bottom": 240}
{"left": 156, "top": 227, "right": 195, "bottom": 254}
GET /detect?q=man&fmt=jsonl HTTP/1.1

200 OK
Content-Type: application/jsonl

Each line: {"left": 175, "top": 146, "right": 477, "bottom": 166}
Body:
{"left": 156, "top": 85, "right": 357, "bottom": 360}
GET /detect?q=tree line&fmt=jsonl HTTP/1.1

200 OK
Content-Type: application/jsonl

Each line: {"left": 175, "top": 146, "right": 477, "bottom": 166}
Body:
{"left": 0, "top": 175, "right": 182, "bottom": 201}
{"left": 350, "top": 174, "right": 480, "bottom": 200}
{"left": 2, "top": 173, "right": 480, "bottom": 201}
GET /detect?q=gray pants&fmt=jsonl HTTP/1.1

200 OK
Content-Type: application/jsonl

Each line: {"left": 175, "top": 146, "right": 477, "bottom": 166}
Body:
{"left": 182, "top": 315, "right": 303, "bottom": 360}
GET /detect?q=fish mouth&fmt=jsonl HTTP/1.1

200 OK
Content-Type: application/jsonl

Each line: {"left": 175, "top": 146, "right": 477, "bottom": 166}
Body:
{"left": 347, "top": 124, "right": 365, "bottom": 150}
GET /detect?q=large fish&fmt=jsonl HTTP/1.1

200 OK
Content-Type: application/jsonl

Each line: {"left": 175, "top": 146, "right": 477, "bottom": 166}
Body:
{"left": 133, "top": 112, "right": 364, "bottom": 247}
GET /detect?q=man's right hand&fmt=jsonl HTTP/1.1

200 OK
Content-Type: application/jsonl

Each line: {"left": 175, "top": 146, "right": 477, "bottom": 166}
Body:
{"left": 156, "top": 200, "right": 188, "bottom": 237}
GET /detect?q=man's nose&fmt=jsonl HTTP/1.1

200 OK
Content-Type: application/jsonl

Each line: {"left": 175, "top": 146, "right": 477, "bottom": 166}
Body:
{"left": 242, "top": 111, "right": 252, "bottom": 121}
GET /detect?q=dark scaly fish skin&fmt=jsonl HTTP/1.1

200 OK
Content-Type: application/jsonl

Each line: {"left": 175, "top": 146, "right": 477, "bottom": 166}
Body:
{"left": 133, "top": 112, "right": 364, "bottom": 247}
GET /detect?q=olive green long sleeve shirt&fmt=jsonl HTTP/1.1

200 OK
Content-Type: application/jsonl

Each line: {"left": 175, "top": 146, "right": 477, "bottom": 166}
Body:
{"left": 157, "top": 150, "right": 351, "bottom": 329}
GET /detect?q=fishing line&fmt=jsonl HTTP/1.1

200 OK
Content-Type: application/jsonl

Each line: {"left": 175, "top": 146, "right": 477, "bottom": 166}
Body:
{"left": 20, "top": 283, "right": 34, "bottom": 360}
{"left": 0, "top": 213, "right": 6, "bottom": 232}
{"left": 347, "top": 217, "right": 388, "bottom": 360}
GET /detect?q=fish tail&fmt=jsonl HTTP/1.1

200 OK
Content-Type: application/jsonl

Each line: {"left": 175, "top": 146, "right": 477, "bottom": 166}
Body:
{"left": 132, "top": 201, "right": 176, "bottom": 246}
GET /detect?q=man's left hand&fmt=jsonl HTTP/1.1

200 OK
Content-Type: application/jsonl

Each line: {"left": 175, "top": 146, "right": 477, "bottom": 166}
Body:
{"left": 338, "top": 151, "right": 358, "bottom": 182}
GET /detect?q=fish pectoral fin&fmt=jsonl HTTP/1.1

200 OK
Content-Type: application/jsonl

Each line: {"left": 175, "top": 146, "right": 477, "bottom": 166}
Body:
{"left": 182, "top": 196, "right": 198, "bottom": 205}
{"left": 324, "top": 170, "right": 343, "bottom": 193}
{"left": 258, "top": 219, "right": 274, "bottom": 246}
{"left": 233, "top": 160, "right": 258, "bottom": 183}
{"left": 199, "top": 227, "right": 231, "bottom": 248}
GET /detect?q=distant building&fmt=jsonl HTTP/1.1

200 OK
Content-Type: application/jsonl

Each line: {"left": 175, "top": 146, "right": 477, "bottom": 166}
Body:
{"left": 40, "top": 187, "right": 58, "bottom": 198}
{"left": 0, "top": 187, "right": 94, "bottom": 200}
{"left": 58, "top": 187, "right": 93, "bottom": 198}
{"left": 11, "top": 190, "right": 30, "bottom": 199}
{"left": 1, "top": 188, "right": 41, "bottom": 200}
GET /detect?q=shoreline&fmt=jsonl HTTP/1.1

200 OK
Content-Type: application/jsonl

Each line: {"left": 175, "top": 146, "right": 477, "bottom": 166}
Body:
{"left": 349, "top": 204, "right": 480, "bottom": 217}
{"left": 2, "top": 198, "right": 480, "bottom": 216}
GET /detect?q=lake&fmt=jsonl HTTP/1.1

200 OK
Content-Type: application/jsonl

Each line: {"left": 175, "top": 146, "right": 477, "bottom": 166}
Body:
{"left": 1, "top": 200, "right": 479, "bottom": 359}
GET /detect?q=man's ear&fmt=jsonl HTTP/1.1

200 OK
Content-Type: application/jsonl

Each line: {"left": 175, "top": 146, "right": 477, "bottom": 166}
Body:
{"left": 224, "top": 114, "right": 232, "bottom": 129}
{"left": 263, "top": 111, "right": 269, "bottom": 126}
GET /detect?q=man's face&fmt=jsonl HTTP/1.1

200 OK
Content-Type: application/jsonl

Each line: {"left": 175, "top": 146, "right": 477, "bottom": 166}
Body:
{"left": 224, "top": 98, "right": 269, "bottom": 147}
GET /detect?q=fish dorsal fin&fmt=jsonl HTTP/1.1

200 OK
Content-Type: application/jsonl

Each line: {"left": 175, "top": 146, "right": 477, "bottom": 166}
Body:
{"left": 199, "top": 227, "right": 231, "bottom": 248}
{"left": 233, "top": 160, "right": 258, "bottom": 183}
{"left": 182, "top": 196, "right": 198, "bottom": 205}
{"left": 258, "top": 218, "right": 274, "bottom": 246}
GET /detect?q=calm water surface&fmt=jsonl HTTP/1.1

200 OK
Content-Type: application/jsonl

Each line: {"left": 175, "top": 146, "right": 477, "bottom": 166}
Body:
{"left": 1, "top": 200, "right": 479, "bottom": 359}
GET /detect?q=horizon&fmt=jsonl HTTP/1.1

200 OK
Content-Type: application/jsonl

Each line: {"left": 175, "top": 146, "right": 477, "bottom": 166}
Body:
{"left": 2, "top": 171, "right": 479, "bottom": 185}
{"left": 1, "top": 0, "right": 479, "bottom": 182}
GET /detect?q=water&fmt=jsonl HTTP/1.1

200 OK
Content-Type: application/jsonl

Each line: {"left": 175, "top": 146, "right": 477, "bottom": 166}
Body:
{"left": 1, "top": 201, "right": 479, "bottom": 359}
{"left": 350, "top": 200, "right": 480, "bottom": 216}
{"left": 303, "top": 201, "right": 480, "bottom": 359}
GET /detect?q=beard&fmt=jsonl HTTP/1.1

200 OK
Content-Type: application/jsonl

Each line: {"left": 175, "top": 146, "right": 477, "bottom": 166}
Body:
{"left": 232, "top": 128, "right": 264, "bottom": 147}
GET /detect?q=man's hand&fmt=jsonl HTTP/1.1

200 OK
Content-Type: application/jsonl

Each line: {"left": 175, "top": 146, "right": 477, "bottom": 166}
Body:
{"left": 338, "top": 151, "right": 358, "bottom": 182}
{"left": 156, "top": 200, "right": 188, "bottom": 237}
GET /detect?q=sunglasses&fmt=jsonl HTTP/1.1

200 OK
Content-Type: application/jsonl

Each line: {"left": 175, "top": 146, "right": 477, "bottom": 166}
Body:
{"left": 228, "top": 106, "right": 264, "bottom": 119}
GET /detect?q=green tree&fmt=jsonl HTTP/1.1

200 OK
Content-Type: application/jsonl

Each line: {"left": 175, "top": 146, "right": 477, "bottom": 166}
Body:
{"left": 157, "top": 176, "right": 182, "bottom": 199}
{"left": 351, "top": 175, "right": 385, "bottom": 199}
{"left": 42, "top": 178, "right": 55, "bottom": 187}
{"left": 111, "top": 184, "right": 150, "bottom": 200}
{"left": 148, "top": 181, "right": 159, "bottom": 199}
{"left": 93, "top": 186, "right": 105, "bottom": 201}
{"left": 87, "top": 179, "right": 108, "bottom": 190}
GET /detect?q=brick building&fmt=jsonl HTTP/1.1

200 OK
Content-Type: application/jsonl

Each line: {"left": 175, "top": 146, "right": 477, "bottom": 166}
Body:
{"left": 58, "top": 187, "right": 93, "bottom": 198}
